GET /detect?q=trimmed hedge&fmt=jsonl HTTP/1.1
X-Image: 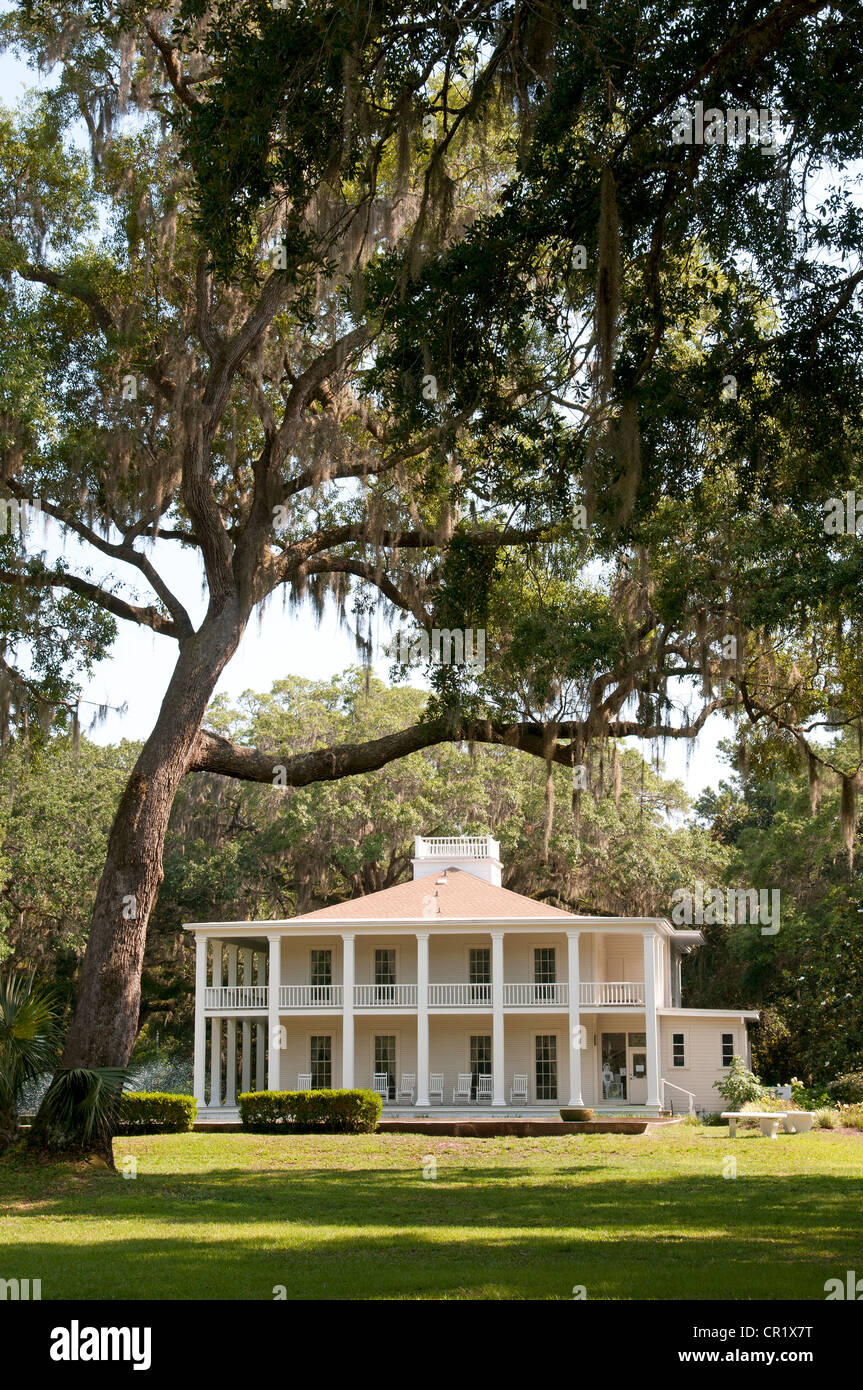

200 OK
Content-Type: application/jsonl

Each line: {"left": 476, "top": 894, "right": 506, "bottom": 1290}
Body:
{"left": 238, "top": 1088, "right": 382, "bottom": 1133}
{"left": 117, "top": 1091, "right": 197, "bottom": 1134}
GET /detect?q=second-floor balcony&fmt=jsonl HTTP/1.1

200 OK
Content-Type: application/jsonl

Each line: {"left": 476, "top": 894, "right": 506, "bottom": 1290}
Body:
{"left": 204, "top": 979, "right": 646, "bottom": 1011}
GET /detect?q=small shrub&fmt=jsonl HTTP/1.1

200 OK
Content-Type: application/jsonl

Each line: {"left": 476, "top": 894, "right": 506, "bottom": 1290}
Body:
{"left": 117, "top": 1092, "right": 196, "bottom": 1134}
{"left": 238, "top": 1089, "right": 382, "bottom": 1134}
{"left": 714, "top": 1056, "right": 766, "bottom": 1111}
{"left": 826, "top": 1071, "right": 863, "bottom": 1106}
{"left": 814, "top": 1107, "right": 838, "bottom": 1129}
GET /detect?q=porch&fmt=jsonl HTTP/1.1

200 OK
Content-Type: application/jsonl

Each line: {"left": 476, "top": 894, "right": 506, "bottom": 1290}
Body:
{"left": 196, "top": 1013, "right": 685, "bottom": 1121}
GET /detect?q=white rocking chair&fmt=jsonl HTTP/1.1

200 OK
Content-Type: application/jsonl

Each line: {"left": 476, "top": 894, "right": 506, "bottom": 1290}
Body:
{"left": 509, "top": 1073, "right": 529, "bottom": 1105}
{"left": 396, "top": 1073, "right": 415, "bottom": 1105}
{"left": 429, "top": 1073, "right": 444, "bottom": 1104}
{"left": 373, "top": 1072, "right": 390, "bottom": 1104}
{"left": 452, "top": 1073, "right": 472, "bottom": 1104}
{"left": 476, "top": 1074, "right": 493, "bottom": 1104}
{"left": 296, "top": 1073, "right": 312, "bottom": 1091}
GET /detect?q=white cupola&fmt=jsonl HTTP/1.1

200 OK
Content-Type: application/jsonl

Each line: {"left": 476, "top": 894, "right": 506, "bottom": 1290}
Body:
{"left": 411, "top": 834, "right": 503, "bottom": 887}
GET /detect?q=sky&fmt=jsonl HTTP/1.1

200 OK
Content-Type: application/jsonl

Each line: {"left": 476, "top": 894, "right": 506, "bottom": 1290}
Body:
{"left": 1, "top": 38, "right": 741, "bottom": 805}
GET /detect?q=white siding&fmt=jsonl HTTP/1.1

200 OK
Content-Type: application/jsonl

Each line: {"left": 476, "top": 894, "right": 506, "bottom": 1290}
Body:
{"left": 660, "top": 1016, "right": 748, "bottom": 1112}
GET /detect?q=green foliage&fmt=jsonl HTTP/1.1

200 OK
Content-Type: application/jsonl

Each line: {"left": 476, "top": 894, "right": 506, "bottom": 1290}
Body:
{"left": 117, "top": 1091, "right": 196, "bottom": 1134}
{"left": 238, "top": 1088, "right": 382, "bottom": 1134}
{"left": 790, "top": 1076, "right": 831, "bottom": 1110}
{"left": 713, "top": 1056, "right": 766, "bottom": 1111}
{"left": 34, "top": 1066, "right": 127, "bottom": 1154}
{"left": 826, "top": 1071, "right": 863, "bottom": 1105}
{"left": 0, "top": 968, "right": 62, "bottom": 1149}
{"left": 693, "top": 732, "right": 863, "bottom": 1083}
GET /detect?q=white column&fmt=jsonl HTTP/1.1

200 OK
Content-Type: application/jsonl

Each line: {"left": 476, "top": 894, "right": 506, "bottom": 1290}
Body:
{"left": 267, "top": 933, "right": 281, "bottom": 1091}
{"left": 643, "top": 930, "right": 661, "bottom": 1110}
{"left": 567, "top": 930, "right": 584, "bottom": 1106}
{"left": 416, "top": 931, "right": 430, "bottom": 1106}
{"left": 225, "top": 945, "right": 238, "bottom": 1106}
{"left": 256, "top": 953, "right": 266, "bottom": 1090}
{"left": 241, "top": 949, "right": 253, "bottom": 1094}
{"left": 194, "top": 935, "right": 207, "bottom": 1110}
{"left": 209, "top": 939, "right": 223, "bottom": 1108}
{"left": 491, "top": 930, "right": 505, "bottom": 1106}
{"left": 342, "top": 933, "right": 355, "bottom": 1088}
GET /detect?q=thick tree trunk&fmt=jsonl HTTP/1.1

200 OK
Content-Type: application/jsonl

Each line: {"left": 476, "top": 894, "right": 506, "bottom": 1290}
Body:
{"left": 28, "top": 598, "right": 248, "bottom": 1154}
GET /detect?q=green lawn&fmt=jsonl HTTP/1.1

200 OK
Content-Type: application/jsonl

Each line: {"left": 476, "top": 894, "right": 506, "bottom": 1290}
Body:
{"left": 1, "top": 1125, "right": 861, "bottom": 1299}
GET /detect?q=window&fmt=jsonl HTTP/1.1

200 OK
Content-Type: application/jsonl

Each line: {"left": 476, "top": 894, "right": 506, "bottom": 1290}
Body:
{"left": 535, "top": 1034, "right": 558, "bottom": 1101}
{"left": 672, "top": 1032, "right": 686, "bottom": 1068}
{"left": 374, "top": 1035, "right": 396, "bottom": 1099}
{"left": 374, "top": 948, "right": 396, "bottom": 1004}
{"left": 628, "top": 1032, "right": 647, "bottom": 1048}
{"left": 534, "top": 947, "right": 556, "bottom": 1002}
{"left": 310, "top": 1035, "right": 332, "bottom": 1089}
{"left": 721, "top": 1033, "right": 734, "bottom": 1067}
{"left": 469, "top": 1034, "right": 492, "bottom": 1099}
{"left": 310, "top": 950, "right": 332, "bottom": 1000}
{"left": 468, "top": 948, "right": 490, "bottom": 1004}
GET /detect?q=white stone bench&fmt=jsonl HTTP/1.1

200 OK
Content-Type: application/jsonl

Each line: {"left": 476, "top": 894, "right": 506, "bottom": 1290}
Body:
{"left": 722, "top": 1111, "right": 784, "bottom": 1138}
{"left": 781, "top": 1111, "right": 815, "bottom": 1134}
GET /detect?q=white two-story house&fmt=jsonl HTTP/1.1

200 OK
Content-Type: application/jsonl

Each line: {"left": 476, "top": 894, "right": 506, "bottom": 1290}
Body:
{"left": 187, "top": 834, "right": 758, "bottom": 1119}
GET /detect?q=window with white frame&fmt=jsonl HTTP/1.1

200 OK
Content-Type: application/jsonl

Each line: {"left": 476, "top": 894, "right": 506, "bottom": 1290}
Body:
{"left": 310, "top": 1035, "right": 332, "bottom": 1089}
{"left": 533, "top": 946, "right": 556, "bottom": 1002}
{"left": 468, "top": 947, "right": 491, "bottom": 1004}
{"left": 310, "top": 950, "right": 332, "bottom": 987}
{"left": 535, "top": 1034, "right": 558, "bottom": 1100}
{"left": 721, "top": 1032, "right": 734, "bottom": 1067}
{"left": 374, "top": 947, "right": 396, "bottom": 1003}
{"left": 469, "top": 1034, "right": 492, "bottom": 1099}
{"left": 672, "top": 1032, "right": 686, "bottom": 1068}
{"left": 374, "top": 1035, "right": 396, "bottom": 1099}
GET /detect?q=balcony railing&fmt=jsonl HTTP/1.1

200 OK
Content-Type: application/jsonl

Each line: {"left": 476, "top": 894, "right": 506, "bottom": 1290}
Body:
{"left": 504, "top": 983, "right": 569, "bottom": 1006}
{"left": 205, "top": 986, "right": 268, "bottom": 1010}
{"left": 280, "top": 985, "right": 342, "bottom": 1008}
{"left": 429, "top": 983, "right": 492, "bottom": 1007}
{"left": 204, "top": 980, "right": 646, "bottom": 1011}
{"left": 415, "top": 834, "right": 499, "bottom": 859}
{"left": 354, "top": 984, "right": 418, "bottom": 1007}
{"left": 579, "top": 981, "right": 644, "bottom": 1006}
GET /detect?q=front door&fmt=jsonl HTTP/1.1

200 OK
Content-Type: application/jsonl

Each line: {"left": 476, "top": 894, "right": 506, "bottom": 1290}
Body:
{"left": 627, "top": 1032, "right": 648, "bottom": 1104}
{"left": 601, "top": 1032, "right": 627, "bottom": 1101}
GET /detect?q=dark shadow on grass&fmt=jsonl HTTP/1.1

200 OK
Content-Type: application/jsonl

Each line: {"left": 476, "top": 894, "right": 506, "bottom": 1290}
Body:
{"left": 3, "top": 1166, "right": 862, "bottom": 1233}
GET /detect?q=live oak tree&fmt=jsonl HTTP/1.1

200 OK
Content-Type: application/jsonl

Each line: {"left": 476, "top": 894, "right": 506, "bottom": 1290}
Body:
{"left": 1, "top": 1, "right": 862, "bottom": 1147}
